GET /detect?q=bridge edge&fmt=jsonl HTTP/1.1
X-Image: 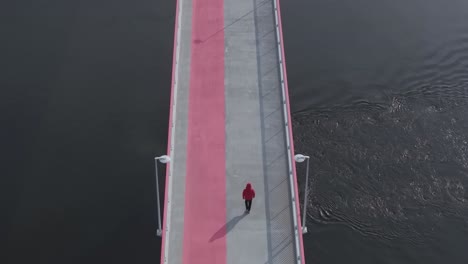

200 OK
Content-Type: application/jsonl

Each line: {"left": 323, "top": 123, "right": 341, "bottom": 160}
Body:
{"left": 160, "top": 0, "right": 182, "bottom": 263}
{"left": 273, "top": 0, "right": 307, "bottom": 263}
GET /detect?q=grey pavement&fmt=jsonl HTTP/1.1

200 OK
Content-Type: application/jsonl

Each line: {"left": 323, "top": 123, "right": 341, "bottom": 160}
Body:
{"left": 162, "top": 0, "right": 301, "bottom": 263}
{"left": 224, "top": 0, "right": 297, "bottom": 263}
{"left": 162, "top": 0, "right": 192, "bottom": 263}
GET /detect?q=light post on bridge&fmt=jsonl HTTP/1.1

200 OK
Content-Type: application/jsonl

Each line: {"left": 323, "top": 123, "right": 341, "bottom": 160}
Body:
{"left": 294, "top": 154, "right": 310, "bottom": 234}
{"left": 154, "top": 155, "right": 171, "bottom": 237}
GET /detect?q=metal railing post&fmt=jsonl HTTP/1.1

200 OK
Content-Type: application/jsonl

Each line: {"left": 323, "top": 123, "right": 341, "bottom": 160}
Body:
{"left": 154, "top": 155, "right": 171, "bottom": 237}
{"left": 294, "top": 154, "right": 310, "bottom": 234}
{"left": 302, "top": 158, "right": 310, "bottom": 234}
{"left": 154, "top": 157, "right": 162, "bottom": 237}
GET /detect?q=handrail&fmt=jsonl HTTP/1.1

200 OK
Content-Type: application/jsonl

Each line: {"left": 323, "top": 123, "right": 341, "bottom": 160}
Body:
{"left": 272, "top": 0, "right": 306, "bottom": 263}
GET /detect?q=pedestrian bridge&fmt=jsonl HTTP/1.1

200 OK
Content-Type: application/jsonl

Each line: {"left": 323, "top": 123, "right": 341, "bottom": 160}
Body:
{"left": 156, "top": 0, "right": 306, "bottom": 263}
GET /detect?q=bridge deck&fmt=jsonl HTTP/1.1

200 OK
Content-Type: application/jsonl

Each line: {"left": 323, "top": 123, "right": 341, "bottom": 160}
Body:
{"left": 160, "top": 0, "right": 305, "bottom": 263}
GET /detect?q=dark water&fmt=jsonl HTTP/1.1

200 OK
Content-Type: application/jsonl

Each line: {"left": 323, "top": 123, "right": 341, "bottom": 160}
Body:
{"left": 2, "top": 0, "right": 468, "bottom": 263}
{"left": 283, "top": 0, "right": 468, "bottom": 263}
{"left": 1, "top": 0, "right": 173, "bottom": 262}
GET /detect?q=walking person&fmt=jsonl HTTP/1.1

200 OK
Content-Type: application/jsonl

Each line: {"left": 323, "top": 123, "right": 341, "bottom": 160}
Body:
{"left": 242, "top": 183, "right": 255, "bottom": 213}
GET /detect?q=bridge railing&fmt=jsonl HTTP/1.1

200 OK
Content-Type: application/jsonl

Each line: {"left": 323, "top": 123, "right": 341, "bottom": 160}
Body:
{"left": 272, "top": 0, "right": 306, "bottom": 263}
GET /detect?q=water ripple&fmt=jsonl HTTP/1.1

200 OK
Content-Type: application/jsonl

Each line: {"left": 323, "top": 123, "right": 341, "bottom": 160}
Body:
{"left": 294, "top": 93, "right": 468, "bottom": 245}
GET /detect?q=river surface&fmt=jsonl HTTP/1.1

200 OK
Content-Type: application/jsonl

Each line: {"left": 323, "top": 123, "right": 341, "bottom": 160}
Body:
{"left": 2, "top": 0, "right": 468, "bottom": 263}
{"left": 283, "top": 0, "right": 468, "bottom": 263}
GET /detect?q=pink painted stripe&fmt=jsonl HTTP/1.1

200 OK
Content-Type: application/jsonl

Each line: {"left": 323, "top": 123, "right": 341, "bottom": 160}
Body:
{"left": 182, "top": 0, "right": 226, "bottom": 263}
{"left": 160, "top": 0, "right": 181, "bottom": 262}
{"left": 275, "top": 0, "right": 306, "bottom": 262}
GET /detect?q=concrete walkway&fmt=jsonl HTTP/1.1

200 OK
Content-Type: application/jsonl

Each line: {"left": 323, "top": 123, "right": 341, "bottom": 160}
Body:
{"left": 160, "top": 0, "right": 305, "bottom": 263}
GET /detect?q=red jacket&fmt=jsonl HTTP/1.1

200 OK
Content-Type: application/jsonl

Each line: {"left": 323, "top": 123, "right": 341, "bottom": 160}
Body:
{"left": 242, "top": 183, "right": 255, "bottom": 200}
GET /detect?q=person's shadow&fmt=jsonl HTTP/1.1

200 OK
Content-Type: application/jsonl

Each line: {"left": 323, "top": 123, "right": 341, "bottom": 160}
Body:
{"left": 209, "top": 213, "right": 247, "bottom": 242}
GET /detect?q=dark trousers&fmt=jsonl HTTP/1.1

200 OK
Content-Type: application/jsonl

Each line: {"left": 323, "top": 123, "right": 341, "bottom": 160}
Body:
{"left": 245, "top": 200, "right": 252, "bottom": 211}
